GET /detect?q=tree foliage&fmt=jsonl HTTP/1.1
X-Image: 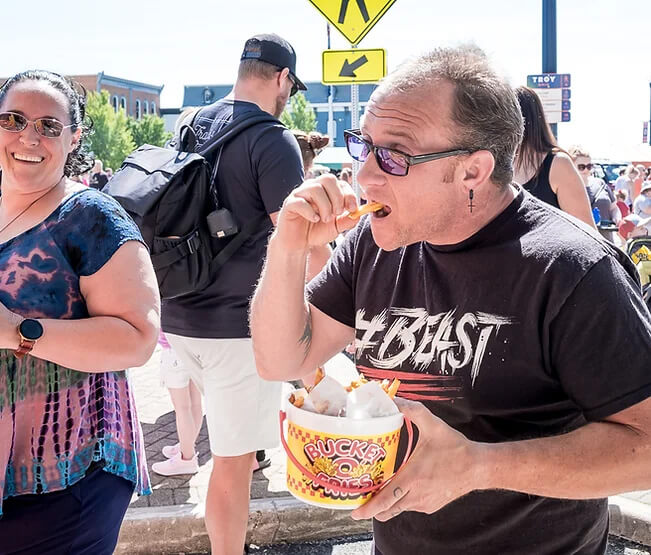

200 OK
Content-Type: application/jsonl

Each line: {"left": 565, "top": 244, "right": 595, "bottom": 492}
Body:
{"left": 127, "top": 115, "right": 172, "bottom": 149}
{"left": 280, "top": 92, "right": 316, "bottom": 132}
{"left": 85, "top": 91, "right": 135, "bottom": 171}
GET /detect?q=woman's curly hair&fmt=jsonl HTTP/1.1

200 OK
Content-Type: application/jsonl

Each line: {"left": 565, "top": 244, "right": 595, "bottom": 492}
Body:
{"left": 0, "top": 70, "right": 95, "bottom": 177}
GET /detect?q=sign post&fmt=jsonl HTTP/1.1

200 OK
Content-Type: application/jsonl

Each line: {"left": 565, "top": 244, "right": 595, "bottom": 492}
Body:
{"left": 309, "top": 0, "right": 396, "bottom": 195}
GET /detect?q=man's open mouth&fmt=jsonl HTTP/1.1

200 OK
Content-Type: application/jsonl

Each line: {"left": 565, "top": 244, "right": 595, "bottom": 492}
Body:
{"left": 373, "top": 204, "right": 391, "bottom": 218}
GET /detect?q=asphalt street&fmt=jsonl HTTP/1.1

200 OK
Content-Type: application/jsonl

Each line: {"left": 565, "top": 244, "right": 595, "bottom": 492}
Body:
{"left": 237, "top": 534, "right": 651, "bottom": 555}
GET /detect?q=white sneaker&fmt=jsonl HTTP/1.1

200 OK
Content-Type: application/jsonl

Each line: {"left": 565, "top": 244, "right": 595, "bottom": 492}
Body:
{"left": 151, "top": 452, "right": 199, "bottom": 476}
{"left": 161, "top": 443, "right": 180, "bottom": 459}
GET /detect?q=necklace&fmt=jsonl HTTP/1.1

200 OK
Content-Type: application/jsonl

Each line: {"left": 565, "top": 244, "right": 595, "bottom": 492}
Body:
{"left": 0, "top": 177, "right": 64, "bottom": 236}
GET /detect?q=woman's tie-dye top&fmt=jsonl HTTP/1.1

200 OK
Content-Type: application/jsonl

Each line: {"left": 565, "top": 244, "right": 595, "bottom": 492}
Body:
{"left": 0, "top": 188, "right": 151, "bottom": 515}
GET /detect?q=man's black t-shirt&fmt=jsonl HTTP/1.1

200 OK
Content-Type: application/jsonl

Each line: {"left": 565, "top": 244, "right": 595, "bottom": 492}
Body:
{"left": 162, "top": 99, "right": 304, "bottom": 338}
{"left": 307, "top": 190, "right": 651, "bottom": 555}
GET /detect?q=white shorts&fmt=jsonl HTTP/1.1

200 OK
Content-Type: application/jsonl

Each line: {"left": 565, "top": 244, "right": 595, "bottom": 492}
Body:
{"left": 165, "top": 334, "right": 281, "bottom": 457}
{"left": 159, "top": 345, "right": 192, "bottom": 390}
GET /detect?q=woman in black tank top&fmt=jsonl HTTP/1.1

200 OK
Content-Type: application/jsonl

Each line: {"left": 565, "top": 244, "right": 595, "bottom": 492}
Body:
{"left": 514, "top": 87, "right": 596, "bottom": 228}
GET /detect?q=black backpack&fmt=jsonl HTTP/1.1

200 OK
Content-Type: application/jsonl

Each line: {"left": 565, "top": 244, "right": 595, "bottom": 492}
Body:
{"left": 103, "top": 111, "right": 278, "bottom": 299}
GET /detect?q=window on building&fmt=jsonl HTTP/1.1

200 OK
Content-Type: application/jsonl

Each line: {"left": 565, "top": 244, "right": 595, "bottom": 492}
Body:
{"left": 151, "top": 102, "right": 156, "bottom": 115}
{"left": 120, "top": 96, "right": 127, "bottom": 111}
{"left": 135, "top": 99, "right": 141, "bottom": 120}
{"left": 112, "top": 96, "right": 118, "bottom": 112}
{"left": 143, "top": 101, "right": 149, "bottom": 115}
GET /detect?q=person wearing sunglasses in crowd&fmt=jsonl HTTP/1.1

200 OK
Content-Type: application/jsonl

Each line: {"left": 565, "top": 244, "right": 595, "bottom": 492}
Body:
{"left": 0, "top": 71, "right": 160, "bottom": 553}
{"left": 250, "top": 45, "right": 651, "bottom": 555}
{"left": 513, "top": 86, "right": 596, "bottom": 228}
{"left": 568, "top": 145, "right": 621, "bottom": 242}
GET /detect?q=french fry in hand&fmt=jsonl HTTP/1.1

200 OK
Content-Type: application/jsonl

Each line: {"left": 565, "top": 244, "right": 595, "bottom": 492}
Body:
{"left": 347, "top": 202, "right": 384, "bottom": 220}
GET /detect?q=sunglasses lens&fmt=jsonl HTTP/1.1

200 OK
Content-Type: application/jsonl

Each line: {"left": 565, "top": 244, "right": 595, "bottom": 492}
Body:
{"left": 345, "top": 133, "right": 369, "bottom": 162}
{"left": 0, "top": 112, "right": 27, "bottom": 132}
{"left": 35, "top": 118, "right": 64, "bottom": 138}
{"left": 586, "top": 163, "right": 593, "bottom": 170}
{"left": 377, "top": 147, "right": 409, "bottom": 176}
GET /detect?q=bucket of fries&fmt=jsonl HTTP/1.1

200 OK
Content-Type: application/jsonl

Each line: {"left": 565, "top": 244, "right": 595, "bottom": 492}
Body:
{"left": 280, "top": 369, "right": 413, "bottom": 509}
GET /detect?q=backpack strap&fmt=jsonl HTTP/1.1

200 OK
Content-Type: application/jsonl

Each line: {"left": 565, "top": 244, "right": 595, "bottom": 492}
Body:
{"left": 150, "top": 231, "right": 203, "bottom": 270}
{"left": 198, "top": 111, "right": 280, "bottom": 158}
{"left": 208, "top": 214, "right": 268, "bottom": 275}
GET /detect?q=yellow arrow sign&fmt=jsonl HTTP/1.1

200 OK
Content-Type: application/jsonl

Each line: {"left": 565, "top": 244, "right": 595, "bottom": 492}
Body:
{"left": 322, "top": 49, "right": 386, "bottom": 85}
{"left": 308, "top": 0, "right": 396, "bottom": 46}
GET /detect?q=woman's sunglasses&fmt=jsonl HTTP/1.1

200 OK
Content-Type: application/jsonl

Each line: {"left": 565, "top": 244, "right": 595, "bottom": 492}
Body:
{"left": 0, "top": 111, "right": 73, "bottom": 138}
{"left": 576, "top": 163, "right": 593, "bottom": 171}
{"left": 344, "top": 129, "right": 470, "bottom": 177}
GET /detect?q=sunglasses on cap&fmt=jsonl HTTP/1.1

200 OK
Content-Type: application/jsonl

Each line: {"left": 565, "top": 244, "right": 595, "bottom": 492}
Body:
{"left": 0, "top": 111, "right": 74, "bottom": 138}
{"left": 576, "top": 163, "right": 593, "bottom": 171}
{"left": 344, "top": 129, "right": 470, "bottom": 177}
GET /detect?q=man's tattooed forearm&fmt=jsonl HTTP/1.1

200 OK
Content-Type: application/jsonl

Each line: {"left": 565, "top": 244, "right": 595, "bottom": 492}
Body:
{"left": 298, "top": 306, "right": 313, "bottom": 356}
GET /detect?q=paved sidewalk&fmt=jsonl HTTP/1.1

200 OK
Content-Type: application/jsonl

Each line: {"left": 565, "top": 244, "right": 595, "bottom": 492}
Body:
{"left": 116, "top": 349, "right": 651, "bottom": 553}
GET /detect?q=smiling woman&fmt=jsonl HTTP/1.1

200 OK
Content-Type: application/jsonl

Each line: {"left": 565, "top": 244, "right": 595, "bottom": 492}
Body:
{"left": 0, "top": 71, "right": 160, "bottom": 554}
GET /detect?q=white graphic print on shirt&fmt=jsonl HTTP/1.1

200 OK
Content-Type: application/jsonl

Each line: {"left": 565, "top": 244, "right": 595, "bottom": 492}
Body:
{"left": 355, "top": 307, "right": 515, "bottom": 401}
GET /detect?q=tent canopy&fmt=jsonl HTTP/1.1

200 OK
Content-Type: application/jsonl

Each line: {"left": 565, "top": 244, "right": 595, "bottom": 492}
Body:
{"left": 314, "top": 147, "right": 353, "bottom": 169}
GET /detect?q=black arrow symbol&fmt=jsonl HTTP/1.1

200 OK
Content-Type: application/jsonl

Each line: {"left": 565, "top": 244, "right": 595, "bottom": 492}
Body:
{"left": 338, "top": 0, "right": 370, "bottom": 24}
{"left": 339, "top": 55, "right": 369, "bottom": 77}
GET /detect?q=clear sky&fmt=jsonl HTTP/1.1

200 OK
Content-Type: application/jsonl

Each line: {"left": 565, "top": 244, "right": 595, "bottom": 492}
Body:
{"left": 2, "top": 0, "right": 649, "bottom": 158}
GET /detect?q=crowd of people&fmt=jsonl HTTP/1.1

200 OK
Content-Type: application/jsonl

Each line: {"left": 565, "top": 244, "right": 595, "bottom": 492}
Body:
{"left": 0, "top": 34, "right": 649, "bottom": 555}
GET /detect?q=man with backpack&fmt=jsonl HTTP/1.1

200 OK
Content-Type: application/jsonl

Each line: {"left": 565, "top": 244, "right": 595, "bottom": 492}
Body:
{"left": 160, "top": 34, "right": 313, "bottom": 554}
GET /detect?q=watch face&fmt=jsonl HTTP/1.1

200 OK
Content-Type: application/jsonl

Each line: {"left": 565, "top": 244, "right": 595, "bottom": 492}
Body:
{"left": 19, "top": 319, "right": 44, "bottom": 341}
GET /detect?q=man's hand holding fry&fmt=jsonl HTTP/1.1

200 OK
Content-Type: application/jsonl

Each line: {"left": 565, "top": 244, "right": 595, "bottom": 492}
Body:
{"left": 275, "top": 175, "right": 366, "bottom": 251}
{"left": 351, "top": 397, "right": 485, "bottom": 522}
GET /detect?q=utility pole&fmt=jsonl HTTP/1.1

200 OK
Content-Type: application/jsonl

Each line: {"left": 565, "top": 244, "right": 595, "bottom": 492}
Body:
{"left": 327, "top": 24, "right": 336, "bottom": 144}
{"left": 542, "top": 0, "right": 558, "bottom": 139}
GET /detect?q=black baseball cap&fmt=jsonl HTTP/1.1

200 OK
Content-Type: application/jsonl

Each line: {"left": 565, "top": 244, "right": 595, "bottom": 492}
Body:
{"left": 241, "top": 33, "right": 307, "bottom": 93}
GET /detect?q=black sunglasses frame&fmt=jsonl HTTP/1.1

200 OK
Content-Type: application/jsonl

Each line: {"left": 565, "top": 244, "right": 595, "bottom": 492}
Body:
{"left": 0, "top": 111, "right": 73, "bottom": 138}
{"left": 344, "top": 129, "right": 470, "bottom": 176}
{"left": 576, "top": 163, "right": 593, "bottom": 171}
{"left": 288, "top": 74, "right": 299, "bottom": 97}
{"left": 276, "top": 69, "right": 299, "bottom": 97}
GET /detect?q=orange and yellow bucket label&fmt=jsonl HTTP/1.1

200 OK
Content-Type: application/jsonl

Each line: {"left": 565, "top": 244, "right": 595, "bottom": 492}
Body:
{"left": 286, "top": 420, "right": 401, "bottom": 508}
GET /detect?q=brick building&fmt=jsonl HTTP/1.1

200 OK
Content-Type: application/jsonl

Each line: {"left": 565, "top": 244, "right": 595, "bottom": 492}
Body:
{"left": 1, "top": 72, "right": 164, "bottom": 119}
{"left": 70, "top": 73, "right": 164, "bottom": 118}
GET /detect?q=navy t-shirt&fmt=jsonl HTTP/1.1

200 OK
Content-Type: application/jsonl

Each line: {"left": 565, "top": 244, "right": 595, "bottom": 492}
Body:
{"left": 162, "top": 99, "right": 304, "bottom": 338}
{"left": 307, "top": 190, "right": 651, "bottom": 555}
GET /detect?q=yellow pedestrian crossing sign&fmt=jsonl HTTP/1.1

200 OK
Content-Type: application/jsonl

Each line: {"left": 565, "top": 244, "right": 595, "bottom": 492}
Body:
{"left": 322, "top": 49, "right": 386, "bottom": 84}
{"left": 308, "top": 0, "right": 397, "bottom": 45}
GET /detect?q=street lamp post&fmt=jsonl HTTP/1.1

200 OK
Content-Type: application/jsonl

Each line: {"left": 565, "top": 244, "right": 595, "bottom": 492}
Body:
{"left": 542, "top": 0, "right": 558, "bottom": 139}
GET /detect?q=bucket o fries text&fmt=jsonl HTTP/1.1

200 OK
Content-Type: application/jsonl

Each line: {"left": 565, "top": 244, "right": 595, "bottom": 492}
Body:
{"left": 286, "top": 421, "right": 401, "bottom": 507}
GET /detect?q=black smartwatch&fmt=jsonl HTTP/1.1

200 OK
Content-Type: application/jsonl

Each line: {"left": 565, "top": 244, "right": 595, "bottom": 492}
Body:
{"left": 15, "top": 318, "right": 44, "bottom": 358}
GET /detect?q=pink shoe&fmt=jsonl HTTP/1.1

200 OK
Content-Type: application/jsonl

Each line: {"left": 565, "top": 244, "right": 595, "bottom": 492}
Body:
{"left": 152, "top": 452, "right": 199, "bottom": 476}
{"left": 161, "top": 443, "right": 180, "bottom": 459}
